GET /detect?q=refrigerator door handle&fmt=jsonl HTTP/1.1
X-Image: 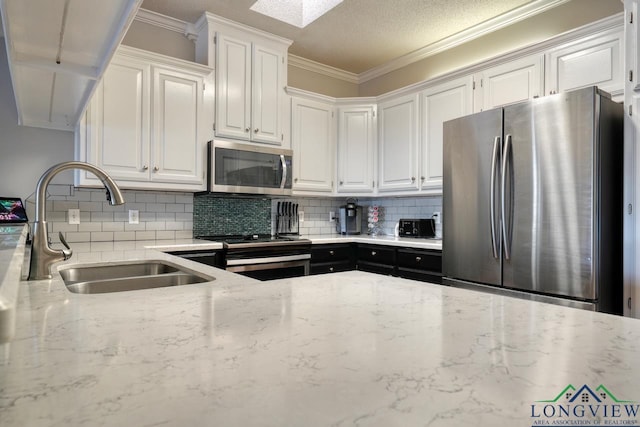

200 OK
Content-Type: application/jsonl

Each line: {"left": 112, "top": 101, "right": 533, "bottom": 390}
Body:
{"left": 490, "top": 136, "right": 500, "bottom": 259}
{"left": 501, "top": 134, "right": 512, "bottom": 260}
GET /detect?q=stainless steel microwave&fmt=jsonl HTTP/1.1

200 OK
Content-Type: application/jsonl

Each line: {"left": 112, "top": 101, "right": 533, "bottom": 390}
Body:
{"left": 208, "top": 140, "right": 293, "bottom": 196}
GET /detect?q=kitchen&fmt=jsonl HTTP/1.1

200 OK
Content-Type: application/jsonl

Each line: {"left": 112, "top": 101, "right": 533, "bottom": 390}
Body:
{"left": 2, "top": 0, "right": 640, "bottom": 426}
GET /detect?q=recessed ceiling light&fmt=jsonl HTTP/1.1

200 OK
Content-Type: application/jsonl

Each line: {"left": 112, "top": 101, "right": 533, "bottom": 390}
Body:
{"left": 250, "top": 0, "right": 344, "bottom": 28}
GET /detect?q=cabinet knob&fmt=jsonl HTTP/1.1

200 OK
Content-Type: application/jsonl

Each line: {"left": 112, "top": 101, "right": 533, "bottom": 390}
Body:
{"left": 153, "top": 166, "right": 159, "bottom": 172}
{"left": 329, "top": 250, "right": 334, "bottom": 255}
{"left": 294, "top": 178, "right": 298, "bottom": 183}
{"left": 254, "top": 128, "right": 259, "bottom": 133}
{"left": 416, "top": 256, "right": 422, "bottom": 262}
{"left": 142, "top": 165, "right": 148, "bottom": 171}
{"left": 339, "top": 181, "right": 343, "bottom": 185}
{"left": 371, "top": 251, "right": 377, "bottom": 256}
{"left": 411, "top": 177, "right": 416, "bottom": 182}
{"left": 421, "top": 176, "right": 425, "bottom": 182}
{"left": 245, "top": 128, "right": 250, "bottom": 133}
{"left": 329, "top": 267, "right": 334, "bottom": 272}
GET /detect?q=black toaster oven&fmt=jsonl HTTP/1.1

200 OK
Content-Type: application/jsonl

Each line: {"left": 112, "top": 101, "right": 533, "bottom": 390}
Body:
{"left": 398, "top": 218, "right": 436, "bottom": 238}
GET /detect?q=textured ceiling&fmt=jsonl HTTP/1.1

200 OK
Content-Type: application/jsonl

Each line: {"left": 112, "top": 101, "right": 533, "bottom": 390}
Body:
{"left": 141, "top": 0, "right": 542, "bottom": 73}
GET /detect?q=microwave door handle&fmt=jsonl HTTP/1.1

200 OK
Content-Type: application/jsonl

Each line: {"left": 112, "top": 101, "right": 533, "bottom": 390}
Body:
{"left": 490, "top": 136, "right": 500, "bottom": 260}
{"left": 279, "top": 154, "right": 287, "bottom": 189}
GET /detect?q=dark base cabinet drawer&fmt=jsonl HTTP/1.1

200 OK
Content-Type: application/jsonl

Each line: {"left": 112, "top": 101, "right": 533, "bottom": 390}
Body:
{"left": 310, "top": 260, "right": 354, "bottom": 275}
{"left": 357, "top": 244, "right": 396, "bottom": 264}
{"left": 357, "top": 261, "right": 395, "bottom": 276}
{"left": 311, "top": 244, "right": 354, "bottom": 263}
{"left": 396, "top": 248, "right": 442, "bottom": 271}
{"left": 397, "top": 267, "right": 443, "bottom": 284}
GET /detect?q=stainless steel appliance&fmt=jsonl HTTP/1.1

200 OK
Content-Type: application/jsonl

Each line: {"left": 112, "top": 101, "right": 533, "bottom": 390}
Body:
{"left": 194, "top": 234, "right": 311, "bottom": 281}
{"left": 208, "top": 140, "right": 293, "bottom": 196}
{"left": 337, "top": 198, "right": 362, "bottom": 235}
{"left": 443, "top": 87, "right": 623, "bottom": 314}
{"left": 398, "top": 219, "right": 436, "bottom": 238}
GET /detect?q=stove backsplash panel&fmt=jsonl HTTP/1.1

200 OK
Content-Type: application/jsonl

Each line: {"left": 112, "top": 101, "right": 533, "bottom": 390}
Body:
{"left": 193, "top": 194, "right": 271, "bottom": 236}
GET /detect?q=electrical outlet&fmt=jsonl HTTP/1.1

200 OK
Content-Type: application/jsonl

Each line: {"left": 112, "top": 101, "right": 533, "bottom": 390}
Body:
{"left": 129, "top": 210, "right": 139, "bottom": 224}
{"left": 299, "top": 210, "right": 304, "bottom": 223}
{"left": 329, "top": 211, "right": 336, "bottom": 222}
{"left": 68, "top": 209, "right": 80, "bottom": 225}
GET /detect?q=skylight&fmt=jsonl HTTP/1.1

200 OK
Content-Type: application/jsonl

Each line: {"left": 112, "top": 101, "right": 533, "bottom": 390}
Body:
{"left": 250, "top": 0, "right": 344, "bottom": 28}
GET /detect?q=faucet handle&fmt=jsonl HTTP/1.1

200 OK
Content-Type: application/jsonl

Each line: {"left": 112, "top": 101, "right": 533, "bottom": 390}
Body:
{"left": 58, "top": 232, "right": 73, "bottom": 260}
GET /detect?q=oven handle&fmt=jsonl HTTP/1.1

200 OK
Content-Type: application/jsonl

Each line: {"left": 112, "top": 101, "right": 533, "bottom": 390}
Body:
{"left": 227, "top": 259, "right": 309, "bottom": 273}
{"left": 225, "top": 253, "right": 311, "bottom": 266}
{"left": 280, "top": 154, "right": 287, "bottom": 189}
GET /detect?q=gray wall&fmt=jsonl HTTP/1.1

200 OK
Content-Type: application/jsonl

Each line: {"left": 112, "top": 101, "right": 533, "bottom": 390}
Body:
{"left": 0, "top": 45, "right": 75, "bottom": 209}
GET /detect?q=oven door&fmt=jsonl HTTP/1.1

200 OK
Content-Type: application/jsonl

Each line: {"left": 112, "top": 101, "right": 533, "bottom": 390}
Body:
{"left": 210, "top": 140, "right": 293, "bottom": 195}
{"left": 226, "top": 254, "right": 310, "bottom": 281}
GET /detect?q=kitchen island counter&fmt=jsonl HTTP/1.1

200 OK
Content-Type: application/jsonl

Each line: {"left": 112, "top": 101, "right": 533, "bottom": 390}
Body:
{"left": 1, "top": 233, "right": 640, "bottom": 426}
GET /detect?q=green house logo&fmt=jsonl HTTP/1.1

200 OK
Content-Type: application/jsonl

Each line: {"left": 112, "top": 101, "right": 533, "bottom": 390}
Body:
{"left": 531, "top": 384, "right": 639, "bottom": 426}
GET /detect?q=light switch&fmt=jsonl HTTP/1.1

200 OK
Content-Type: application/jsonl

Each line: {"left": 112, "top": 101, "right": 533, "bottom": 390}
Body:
{"left": 68, "top": 209, "right": 80, "bottom": 225}
{"left": 129, "top": 210, "right": 139, "bottom": 224}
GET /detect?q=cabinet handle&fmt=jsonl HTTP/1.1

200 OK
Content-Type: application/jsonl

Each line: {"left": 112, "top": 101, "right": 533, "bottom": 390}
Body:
{"left": 339, "top": 181, "right": 343, "bottom": 185}
{"left": 245, "top": 128, "right": 250, "bottom": 133}
{"left": 153, "top": 166, "right": 159, "bottom": 172}
{"left": 142, "top": 165, "right": 148, "bottom": 171}
{"left": 411, "top": 177, "right": 416, "bottom": 183}
{"left": 329, "top": 250, "right": 334, "bottom": 255}
{"left": 294, "top": 178, "right": 298, "bottom": 183}
{"left": 415, "top": 256, "right": 422, "bottom": 262}
{"left": 329, "top": 267, "right": 334, "bottom": 272}
{"left": 254, "top": 128, "right": 259, "bottom": 133}
{"left": 371, "top": 251, "right": 377, "bottom": 256}
{"left": 421, "top": 176, "right": 425, "bottom": 182}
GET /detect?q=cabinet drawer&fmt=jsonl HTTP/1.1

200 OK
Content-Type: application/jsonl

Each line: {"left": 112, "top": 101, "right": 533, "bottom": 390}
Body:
{"left": 397, "top": 268, "right": 443, "bottom": 284}
{"left": 311, "top": 244, "right": 354, "bottom": 263}
{"left": 397, "top": 249, "right": 442, "bottom": 272}
{"left": 357, "top": 244, "right": 396, "bottom": 265}
{"left": 310, "top": 260, "right": 354, "bottom": 275}
{"left": 358, "top": 261, "right": 395, "bottom": 275}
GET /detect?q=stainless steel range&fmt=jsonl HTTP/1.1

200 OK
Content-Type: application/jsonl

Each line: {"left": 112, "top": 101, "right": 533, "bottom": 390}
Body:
{"left": 197, "top": 234, "right": 312, "bottom": 280}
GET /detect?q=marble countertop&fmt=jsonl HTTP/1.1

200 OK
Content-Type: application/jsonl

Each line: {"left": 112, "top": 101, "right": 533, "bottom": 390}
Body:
{"left": 1, "top": 227, "right": 640, "bottom": 426}
{"left": 306, "top": 234, "right": 442, "bottom": 250}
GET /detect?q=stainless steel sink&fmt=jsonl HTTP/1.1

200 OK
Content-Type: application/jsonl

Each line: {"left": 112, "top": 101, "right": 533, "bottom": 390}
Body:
{"left": 58, "top": 260, "right": 215, "bottom": 294}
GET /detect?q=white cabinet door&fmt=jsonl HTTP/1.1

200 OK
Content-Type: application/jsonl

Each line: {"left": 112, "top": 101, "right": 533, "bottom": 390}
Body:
{"left": 337, "top": 105, "right": 376, "bottom": 193}
{"left": 475, "top": 54, "right": 544, "bottom": 112}
{"left": 291, "top": 97, "right": 335, "bottom": 193}
{"left": 152, "top": 67, "right": 204, "bottom": 185}
{"left": 378, "top": 93, "right": 419, "bottom": 192}
{"left": 421, "top": 76, "right": 474, "bottom": 190}
{"left": 215, "top": 34, "right": 252, "bottom": 140}
{"left": 85, "top": 57, "right": 151, "bottom": 184}
{"left": 546, "top": 28, "right": 623, "bottom": 97}
{"left": 252, "top": 44, "right": 284, "bottom": 144}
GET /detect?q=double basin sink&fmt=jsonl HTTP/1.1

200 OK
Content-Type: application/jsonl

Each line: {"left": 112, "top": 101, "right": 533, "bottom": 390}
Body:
{"left": 58, "top": 260, "right": 214, "bottom": 294}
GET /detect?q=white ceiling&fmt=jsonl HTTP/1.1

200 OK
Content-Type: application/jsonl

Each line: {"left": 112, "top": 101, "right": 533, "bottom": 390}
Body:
{"left": 140, "top": 0, "right": 567, "bottom": 74}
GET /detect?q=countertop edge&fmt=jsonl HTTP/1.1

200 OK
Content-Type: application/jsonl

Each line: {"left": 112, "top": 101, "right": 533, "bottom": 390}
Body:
{"left": 0, "top": 225, "right": 28, "bottom": 343}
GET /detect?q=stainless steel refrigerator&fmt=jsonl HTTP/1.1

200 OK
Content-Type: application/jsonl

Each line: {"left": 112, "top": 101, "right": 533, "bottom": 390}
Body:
{"left": 442, "top": 86, "right": 623, "bottom": 314}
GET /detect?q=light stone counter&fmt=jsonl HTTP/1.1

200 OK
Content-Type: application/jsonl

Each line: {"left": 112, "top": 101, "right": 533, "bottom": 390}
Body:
{"left": 1, "top": 231, "right": 640, "bottom": 426}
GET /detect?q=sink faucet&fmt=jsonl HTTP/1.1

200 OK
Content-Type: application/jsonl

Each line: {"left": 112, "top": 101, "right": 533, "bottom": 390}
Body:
{"left": 28, "top": 161, "right": 125, "bottom": 280}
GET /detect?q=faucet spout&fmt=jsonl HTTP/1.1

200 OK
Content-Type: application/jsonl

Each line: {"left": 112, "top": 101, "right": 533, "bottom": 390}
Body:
{"left": 28, "top": 161, "right": 125, "bottom": 280}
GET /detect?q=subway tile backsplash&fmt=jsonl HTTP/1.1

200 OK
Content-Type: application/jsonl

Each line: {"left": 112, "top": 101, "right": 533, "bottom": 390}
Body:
{"left": 30, "top": 185, "right": 194, "bottom": 243}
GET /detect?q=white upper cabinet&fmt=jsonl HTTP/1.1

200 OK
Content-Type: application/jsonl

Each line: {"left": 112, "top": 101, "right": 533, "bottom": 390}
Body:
{"left": 545, "top": 27, "right": 623, "bottom": 98}
{"left": 0, "top": 0, "right": 142, "bottom": 131}
{"left": 337, "top": 103, "right": 377, "bottom": 194}
{"left": 378, "top": 93, "right": 420, "bottom": 192}
{"left": 194, "top": 13, "right": 292, "bottom": 146}
{"left": 76, "top": 46, "right": 213, "bottom": 191}
{"left": 291, "top": 94, "right": 336, "bottom": 193}
{"left": 474, "top": 53, "right": 544, "bottom": 112}
{"left": 420, "top": 76, "right": 474, "bottom": 190}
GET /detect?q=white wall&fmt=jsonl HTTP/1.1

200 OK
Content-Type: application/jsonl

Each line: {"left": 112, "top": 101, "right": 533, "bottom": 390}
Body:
{"left": 0, "top": 44, "right": 75, "bottom": 210}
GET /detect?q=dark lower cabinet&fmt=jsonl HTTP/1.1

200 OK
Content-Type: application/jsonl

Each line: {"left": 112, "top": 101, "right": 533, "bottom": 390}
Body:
{"left": 356, "top": 244, "right": 396, "bottom": 275}
{"left": 396, "top": 248, "right": 443, "bottom": 284}
{"left": 310, "top": 243, "right": 355, "bottom": 275}
{"left": 310, "top": 242, "right": 443, "bottom": 285}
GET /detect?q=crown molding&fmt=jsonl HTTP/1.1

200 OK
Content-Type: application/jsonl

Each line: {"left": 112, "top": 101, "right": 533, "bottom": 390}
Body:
{"left": 288, "top": 55, "right": 359, "bottom": 84}
{"left": 359, "top": 0, "right": 571, "bottom": 83}
{"left": 135, "top": 8, "right": 196, "bottom": 39}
